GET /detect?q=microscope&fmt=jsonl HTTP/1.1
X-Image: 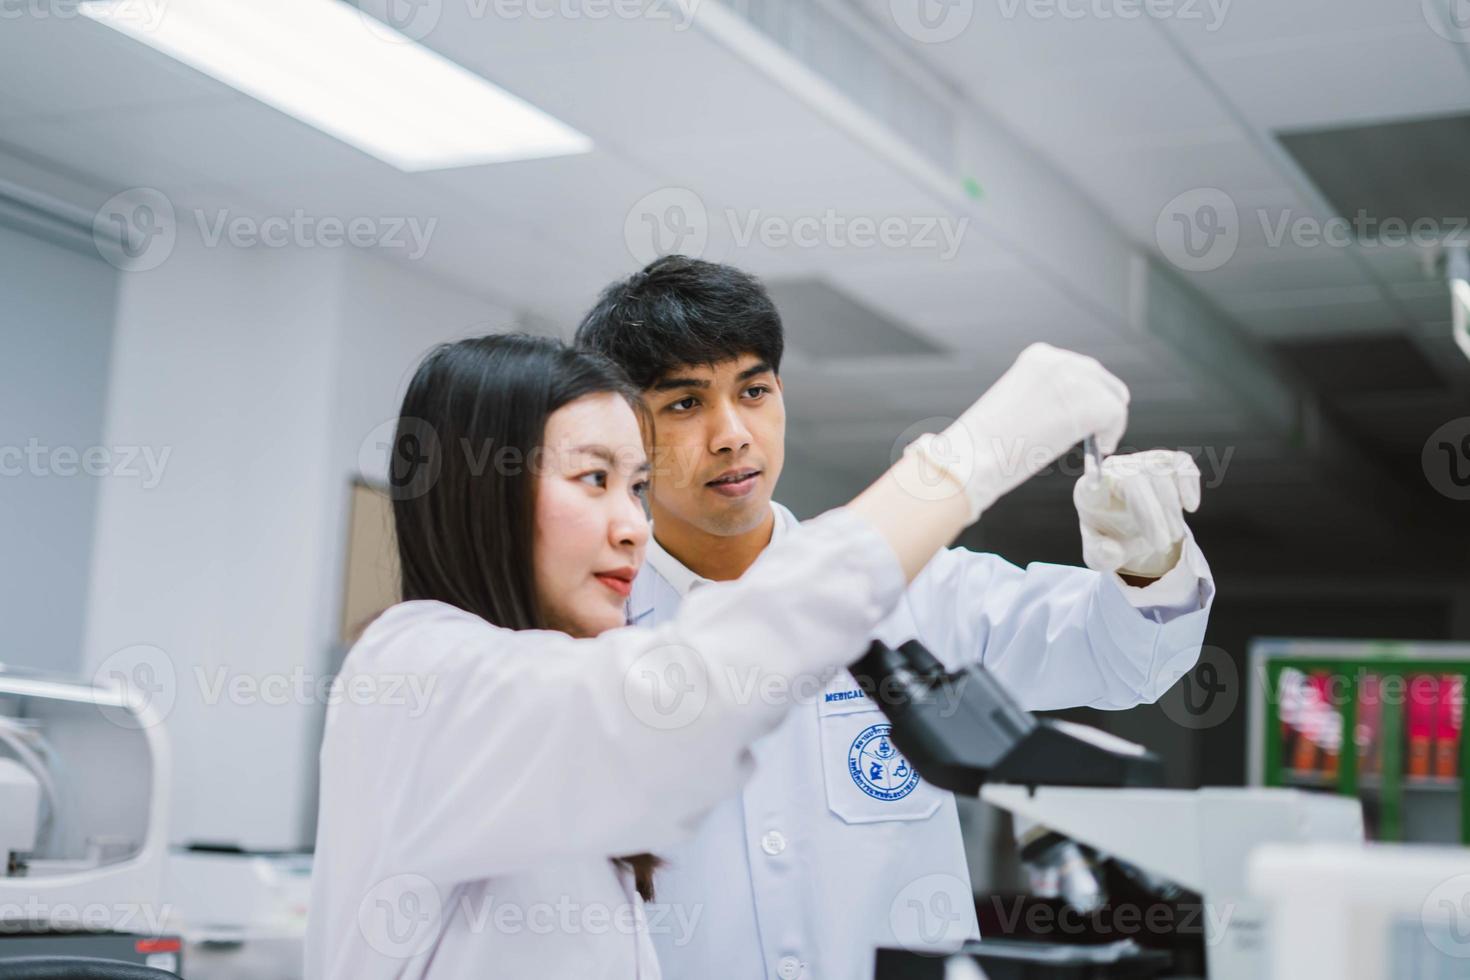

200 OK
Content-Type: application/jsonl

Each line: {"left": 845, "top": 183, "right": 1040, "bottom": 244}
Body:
{"left": 853, "top": 639, "right": 1362, "bottom": 980}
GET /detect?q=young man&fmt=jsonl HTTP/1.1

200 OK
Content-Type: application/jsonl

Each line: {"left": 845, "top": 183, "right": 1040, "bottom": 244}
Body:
{"left": 574, "top": 256, "right": 1214, "bottom": 980}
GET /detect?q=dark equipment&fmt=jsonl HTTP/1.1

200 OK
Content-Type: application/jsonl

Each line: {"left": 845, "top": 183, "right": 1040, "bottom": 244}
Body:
{"left": 848, "top": 640, "right": 1164, "bottom": 794}
{"left": 0, "top": 957, "right": 179, "bottom": 979}
{"left": 853, "top": 639, "right": 1171, "bottom": 980}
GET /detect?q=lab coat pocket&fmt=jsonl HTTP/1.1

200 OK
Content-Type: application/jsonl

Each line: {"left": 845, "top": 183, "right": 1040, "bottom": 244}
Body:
{"left": 817, "top": 693, "right": 943, "bottom": 825}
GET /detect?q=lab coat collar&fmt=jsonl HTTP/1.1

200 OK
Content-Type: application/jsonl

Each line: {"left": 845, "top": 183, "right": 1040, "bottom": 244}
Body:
{"left": 629, "top": 502, "right": 797, "bottom": 618}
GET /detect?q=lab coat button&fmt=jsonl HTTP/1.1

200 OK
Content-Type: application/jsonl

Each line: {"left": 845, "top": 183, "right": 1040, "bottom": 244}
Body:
{"left": 760, "top": 830, "right": 787, "bottom": 855}
{"left": 776, "top": 955, "right": 802, "bottom": 979}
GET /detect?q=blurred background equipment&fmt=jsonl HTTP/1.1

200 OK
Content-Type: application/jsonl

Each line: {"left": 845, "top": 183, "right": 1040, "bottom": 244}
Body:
{"left": 158, "top": 849, "right": 309, "bottom": 980}
{"left": 1250, "top": 639, "right": 1470, "bottom": 845}
{"left": 1442, "top": 242, "right": 1470, "bottom": 362}
{"left": 1250, "top": 843, "right": 1470, "bottom": 980}
{"left": 0, "top": 670, "right": 180, "bottom": 972}
{"left": 0, "top": 957, "right": 185, "bottom": 979}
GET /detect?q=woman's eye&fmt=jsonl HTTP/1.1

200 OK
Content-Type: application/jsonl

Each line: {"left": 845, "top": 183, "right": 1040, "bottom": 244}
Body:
{"left": 579, "top": 470, "right": 608, "bottom": 489}
{"left": 632, "top": 480, "right": 650, "bottom": 499}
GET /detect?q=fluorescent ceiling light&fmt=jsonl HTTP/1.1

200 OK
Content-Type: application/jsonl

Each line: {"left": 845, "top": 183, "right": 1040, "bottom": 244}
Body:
{"left": 79, "top": 0, "right": 593, "bottom": 172}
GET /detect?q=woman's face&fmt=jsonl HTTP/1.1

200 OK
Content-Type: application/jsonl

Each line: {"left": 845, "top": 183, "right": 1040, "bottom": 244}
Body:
{"left": 533, "top": 392, "right": 652, "bottom": 638}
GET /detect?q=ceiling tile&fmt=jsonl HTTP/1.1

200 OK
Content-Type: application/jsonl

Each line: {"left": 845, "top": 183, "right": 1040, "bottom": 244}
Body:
{"left": 0, "top": 16, "right": 233, "bottom": 121}
{"left": 1192, "top": 26, "right": 1470, "bottom": 130}
{"left": 1164, "top": 0, "right": 1430, "bottom": 50}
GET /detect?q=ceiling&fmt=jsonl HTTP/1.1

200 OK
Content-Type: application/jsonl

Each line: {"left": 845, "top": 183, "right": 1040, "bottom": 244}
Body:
{"left": 1, "top": 0, "right": 1466, "bottom": 578}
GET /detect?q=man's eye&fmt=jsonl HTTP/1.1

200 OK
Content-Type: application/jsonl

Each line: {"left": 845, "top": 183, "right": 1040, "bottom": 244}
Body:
{"left": 745, "top": 385, "right": 770, "bottom": 399}
{"left": 579, "top": 470, "right": 608, "bottom": 489}
{"left": 668, "top": 397, "right": 698, "bottom": 413}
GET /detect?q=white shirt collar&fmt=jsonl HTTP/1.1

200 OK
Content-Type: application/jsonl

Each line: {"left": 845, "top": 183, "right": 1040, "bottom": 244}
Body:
{"left": 642, "top": 501, "right": 796, "bottom": 597}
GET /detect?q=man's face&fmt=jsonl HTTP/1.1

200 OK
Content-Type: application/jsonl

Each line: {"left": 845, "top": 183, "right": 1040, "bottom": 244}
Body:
{"left": 642, "top": 354, "right": 786, "bottom": 537}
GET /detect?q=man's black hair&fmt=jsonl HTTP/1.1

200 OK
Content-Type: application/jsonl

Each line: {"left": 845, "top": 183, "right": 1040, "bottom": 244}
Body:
{"left": 573, "top": 255, "right": 783, "bottom": 390}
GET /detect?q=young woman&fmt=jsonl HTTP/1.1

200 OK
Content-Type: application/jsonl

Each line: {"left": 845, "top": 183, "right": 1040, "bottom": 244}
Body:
{"left": 304, "top": 333, "right": 1127, "bottom": 980}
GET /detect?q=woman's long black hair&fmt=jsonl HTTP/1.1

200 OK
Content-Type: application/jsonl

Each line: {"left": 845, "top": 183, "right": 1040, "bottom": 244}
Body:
{"left": 388, "top": 332, "right": 660, "bottom": 898}
{"left": 391, "top": 332, "right": 638, "bottom": 629}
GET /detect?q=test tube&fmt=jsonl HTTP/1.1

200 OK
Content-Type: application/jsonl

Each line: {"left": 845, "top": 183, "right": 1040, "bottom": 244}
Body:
{"left": 1083, "top": 435, "right": 1103, "bottom": 488}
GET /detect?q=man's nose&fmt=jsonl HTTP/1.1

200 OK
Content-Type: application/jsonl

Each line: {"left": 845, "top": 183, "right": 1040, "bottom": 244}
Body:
{"left": 709, "top": 402, "right": 752, "bottom": 454}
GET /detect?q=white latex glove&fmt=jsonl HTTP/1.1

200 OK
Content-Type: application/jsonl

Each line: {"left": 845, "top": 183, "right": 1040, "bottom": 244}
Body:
{"left": 1074, "top": 449, "right": 1201, "bottom": 578}
{"left": 903, "top": 343, "right": 1129, "bottom": 522}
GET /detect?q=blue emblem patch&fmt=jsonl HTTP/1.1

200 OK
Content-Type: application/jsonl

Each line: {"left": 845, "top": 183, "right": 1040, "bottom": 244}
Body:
{"left": 848, "top": 723, "right": 921, "bottom": 801}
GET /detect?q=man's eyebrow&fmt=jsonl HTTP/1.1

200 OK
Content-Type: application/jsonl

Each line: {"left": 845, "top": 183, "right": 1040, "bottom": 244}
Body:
{"left": 651, "top": 376, "right": 710, "bottom": 392}
{"left": 651, "top": 363, "right": 773, "bottom": 391}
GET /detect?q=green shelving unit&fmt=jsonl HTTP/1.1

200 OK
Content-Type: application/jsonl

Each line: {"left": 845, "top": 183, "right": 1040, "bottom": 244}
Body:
{"left": 1249, "top": 639, "right": 1470, "bottom": 845}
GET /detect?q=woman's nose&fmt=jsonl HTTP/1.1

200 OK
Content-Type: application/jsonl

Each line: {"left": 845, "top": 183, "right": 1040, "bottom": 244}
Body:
{"left": 612, "top": 493, "right": 650, "bottom": 548}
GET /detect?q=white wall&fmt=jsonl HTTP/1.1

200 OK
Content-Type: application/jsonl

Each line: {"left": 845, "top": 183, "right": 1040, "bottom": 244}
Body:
{"left": 0, "top": 220, "right": 117, "bottom": 673}
{"left": 82, "top": 228, "right": 515, "bottom": 850}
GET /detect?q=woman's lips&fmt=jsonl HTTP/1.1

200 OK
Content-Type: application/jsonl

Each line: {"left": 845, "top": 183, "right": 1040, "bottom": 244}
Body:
{"left": 595, "top": 573, "right": 633, "bottom": 597}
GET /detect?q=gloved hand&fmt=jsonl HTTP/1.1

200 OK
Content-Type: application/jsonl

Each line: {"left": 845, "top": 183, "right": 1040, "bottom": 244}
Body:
{"left": 1073, "top": 449, "right": 1201, "bottom": 578}
{"left": 903, "top": 343, "right": 1129, "bottom": 522}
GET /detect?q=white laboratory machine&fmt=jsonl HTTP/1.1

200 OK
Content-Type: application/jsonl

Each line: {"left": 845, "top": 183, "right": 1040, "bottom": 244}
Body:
{"left": 0, "top": 666, "right": 180, "bottom": 971}
{"left": 1251, "top": 841, "right": 1470, "bottom": 980}
{"left": 856, "top": 639, "right": 1365, "bottom": 980}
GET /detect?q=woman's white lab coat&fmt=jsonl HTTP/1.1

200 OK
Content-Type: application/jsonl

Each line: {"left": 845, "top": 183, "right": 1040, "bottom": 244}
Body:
{"left": 303, "top": 508, "right": 906, "bottom": 980}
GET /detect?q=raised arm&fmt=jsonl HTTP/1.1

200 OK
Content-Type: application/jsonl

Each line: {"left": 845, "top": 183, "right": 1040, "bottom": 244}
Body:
{"left": 321, "top": 343, "right": 1130, "bottom": 882}
{"left": 327, "top": 508, "right": 904, "bottom": 884}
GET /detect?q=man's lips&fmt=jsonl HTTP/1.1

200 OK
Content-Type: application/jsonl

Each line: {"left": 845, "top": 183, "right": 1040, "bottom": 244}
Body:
{"left": 594, "top": 568, "right": 635, "bottom": 598}
{"left": 705, "top": 468, "right": 761, "bottom": 496}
